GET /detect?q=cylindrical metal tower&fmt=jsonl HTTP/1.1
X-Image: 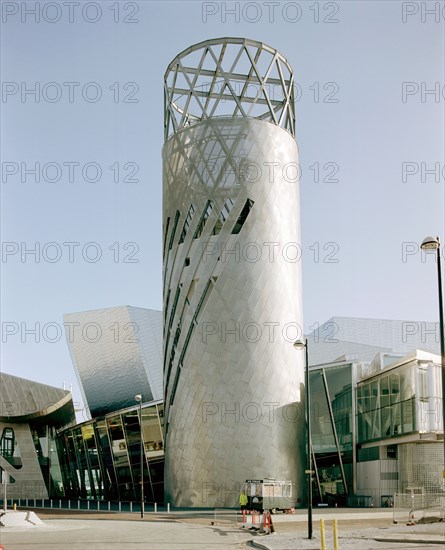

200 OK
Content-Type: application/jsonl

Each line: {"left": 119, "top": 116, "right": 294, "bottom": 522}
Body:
{"left": 162, "top": 38, "right": 305, "bottom": 508}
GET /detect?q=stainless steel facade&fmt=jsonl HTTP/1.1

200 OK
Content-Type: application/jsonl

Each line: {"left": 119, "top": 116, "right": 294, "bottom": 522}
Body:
{"left": 64, "top": 306, "right": 163, "bottom": 418}
{"left": 163, "top": 38, "right": 305, "bottom": 507}
{"left": 307, "top": 317, "right": 441, "bottom": 366}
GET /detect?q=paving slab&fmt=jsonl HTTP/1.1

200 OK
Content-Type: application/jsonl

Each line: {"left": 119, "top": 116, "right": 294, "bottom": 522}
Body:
{"left": 1, "top": 509, "right": 443, "bottom": 550}
{"left": 0, "top": 518, "right": 253, "bottom": 550}
{"left": 249, "top": 518, "right": 445, "bottom": 550}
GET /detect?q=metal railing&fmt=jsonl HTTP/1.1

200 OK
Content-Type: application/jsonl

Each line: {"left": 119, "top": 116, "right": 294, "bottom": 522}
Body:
{"left": 0, "top": 498, "right": 167, "bottom": 514}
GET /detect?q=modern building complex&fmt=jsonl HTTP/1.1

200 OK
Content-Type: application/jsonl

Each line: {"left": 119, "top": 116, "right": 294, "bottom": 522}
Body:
{"left": 307, "top": 317, "right": 443, "bottom": 507}
{"left": 0, "top": 313, "right": 442, "bottom": 507}
{"left": 64, "top": 306, "right": 163, "bottom": 418}
{"left": 0, "top": 373, "right": 75, "bottom": 499}
{"left": 1, "top": 35, "right": 443, "bottom": 509}
{"left": 162, "top": 38, "right": 306, "bottom": 507}
{"left": 56, "top": 306, "right": 165, "bottom": 502}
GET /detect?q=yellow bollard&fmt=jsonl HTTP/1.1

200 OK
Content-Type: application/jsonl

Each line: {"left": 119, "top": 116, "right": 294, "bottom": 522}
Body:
{"left": 333, "top": 518, "right": 338, "bottom": 550}
{"left": 13, "top": 503, "right": 17, "bottom": 511}
{"left": 320, "top": 518, "right": 326, "bottom": 550}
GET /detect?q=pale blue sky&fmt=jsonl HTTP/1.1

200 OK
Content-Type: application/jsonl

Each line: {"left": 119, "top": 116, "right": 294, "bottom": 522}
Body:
{"left": 1, "top": 1, "right": 444, "bottom": 411}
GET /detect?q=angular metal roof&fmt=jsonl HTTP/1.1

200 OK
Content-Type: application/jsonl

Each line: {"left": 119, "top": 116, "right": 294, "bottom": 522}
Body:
{"left": 0, "top": 372, "right": 75, "bottom": 427}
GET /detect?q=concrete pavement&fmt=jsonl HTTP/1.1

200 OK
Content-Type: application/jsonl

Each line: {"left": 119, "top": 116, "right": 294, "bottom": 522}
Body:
{"left": 0, "top": 508, "right": 443, "bottom": 549}
{"left": 249, "top": 509, "right": 444, "bottom": 549}
{"left": 250, "top": 529, "right": 444, "bottom": 550}
{"left": 0, "top": 517, "right": 252, "bottom": 549}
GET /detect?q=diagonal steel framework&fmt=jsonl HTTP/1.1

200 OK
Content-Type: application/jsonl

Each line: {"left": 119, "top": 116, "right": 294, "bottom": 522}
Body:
{"left": 164, "top": 38, "right": 296, "bottom": 141}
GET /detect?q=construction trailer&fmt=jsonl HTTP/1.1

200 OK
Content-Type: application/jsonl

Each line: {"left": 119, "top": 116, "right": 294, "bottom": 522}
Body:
{"left": 245, "top": 479, "right": 294, "bottom": 513}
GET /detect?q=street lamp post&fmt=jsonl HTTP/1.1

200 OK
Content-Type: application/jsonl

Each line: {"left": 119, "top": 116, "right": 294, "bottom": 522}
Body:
{"left": 420, "top": 236, "right": 445, "bottom": 482}
{"left": 135, "top": 394, "right": 144, "bottom": 518}
{"left": 293, "top": 338, "right": 312, "bottom": 540}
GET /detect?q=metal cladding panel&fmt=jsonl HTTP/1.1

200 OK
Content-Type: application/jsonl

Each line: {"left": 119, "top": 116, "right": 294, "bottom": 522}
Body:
{"left": 64, "top": 307, "right": 162, "bottom": 417}
{"left": 162, "top": 116, "right": 305, "bottom": 508}
{"left": 0, "top": 373, "right": 74, "bottom": 425}
{"left": 0, "top": 422, "right": 49, "bottom": 499}
{"left": 0, "top": 374, "right": 75, "bottom": 499}
{"left": 310, "top": 317, "right": 441, "bottom": 360}
{"left": 128, "top": 308, "right": 163, "bottom": 402}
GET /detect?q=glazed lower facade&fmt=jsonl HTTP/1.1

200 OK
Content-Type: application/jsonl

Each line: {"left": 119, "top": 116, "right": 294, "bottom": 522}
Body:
{"left": 56, "top": 401, "right": 164, "bottom": 503}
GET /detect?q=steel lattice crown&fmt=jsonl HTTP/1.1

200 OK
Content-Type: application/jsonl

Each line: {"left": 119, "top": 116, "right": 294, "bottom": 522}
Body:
{"left": 164, "top": 37, "right": 296, "bottom": 140}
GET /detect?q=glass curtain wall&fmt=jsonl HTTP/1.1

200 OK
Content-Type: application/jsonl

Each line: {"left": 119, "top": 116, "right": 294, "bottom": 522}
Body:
{"left": 310, "top": 363, "right": 353, "bottom": 505}
{"left": 357, "top": 362, "right": 415, "bottom": 443}
{"left": 357, "top": 361, "right": 442, "bottom": 443}
{"left": 28, "top": 423, "right": 65, "bottom": 498}
{"left": 56, "top": 402, "right": 164, "bottom": 502}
